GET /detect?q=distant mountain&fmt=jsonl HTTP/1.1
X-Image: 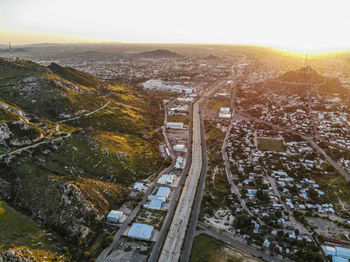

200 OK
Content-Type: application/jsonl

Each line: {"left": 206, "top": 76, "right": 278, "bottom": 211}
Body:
{"left": 0, "top": 48, "right": 29, "bottom": 53}
{"left": 133, "top": 49, "right": 181, "bottom": 58}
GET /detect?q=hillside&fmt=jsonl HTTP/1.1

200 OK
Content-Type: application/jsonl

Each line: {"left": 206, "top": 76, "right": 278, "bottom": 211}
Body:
{"left": 278, "top": 66, "right": 325, "bottom": 84}
{"left": 0, "top": 57, "right": 167, "bottom": 260}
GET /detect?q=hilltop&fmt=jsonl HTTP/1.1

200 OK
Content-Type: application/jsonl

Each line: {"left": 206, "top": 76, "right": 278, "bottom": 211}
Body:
{"left": 133, "top": 49, "right": 181, "bottom": 58}
{"left": 278, "top": 66, "right": 325, "bottom": 84}
{"left": 0, "top": 57, "right": 167, "bottom": 260}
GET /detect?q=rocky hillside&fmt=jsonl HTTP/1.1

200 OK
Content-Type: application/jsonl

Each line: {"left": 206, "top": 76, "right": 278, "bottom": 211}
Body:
{"left": 0, "top": 57, "right": 166, "bottom": 260}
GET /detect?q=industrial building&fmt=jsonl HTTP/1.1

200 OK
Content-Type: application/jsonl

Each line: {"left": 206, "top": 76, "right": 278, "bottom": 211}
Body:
{"left": 157, "top": 174, "right": 176, "bottom": 185}
{"left": 145, "top": 186, "right": 171, "bottom": 210}
{"left": 148, "top": 186, "right": 171, "bottom": 202}
{"left": 106, "top": 210, "right": 123, "bottom": 224}
{"left": 166, "top": 122, "right": 184, "bottom": 129}
{"left": 173, "top": 144, "right": 186, "bottom": 152}
{"left": 322, "top": 245, "right": 350, "bottom": 262}
{"left": 127, "top": 223, "right": 154, "bottom": 241}
{"left": 142, "top": 79, "right": 195, "bottom": 94}
{"left": 175, "top": 156, "right": 184, "bottom": 169}
{"left": 144, "top": 199, "right": 164, "bottom": 210}
{"left": 133, "top": 182, "right": 144, "bottom": 191}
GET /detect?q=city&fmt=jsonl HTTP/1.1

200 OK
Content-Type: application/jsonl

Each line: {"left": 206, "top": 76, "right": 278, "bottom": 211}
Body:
{"left": 1, "top": 1, "right": 350, "bottom": 262}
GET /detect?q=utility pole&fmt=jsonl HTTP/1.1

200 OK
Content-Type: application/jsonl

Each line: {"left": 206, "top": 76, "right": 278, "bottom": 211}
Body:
{"left": 9, "top": 41, "right": 12, "bottom": 51}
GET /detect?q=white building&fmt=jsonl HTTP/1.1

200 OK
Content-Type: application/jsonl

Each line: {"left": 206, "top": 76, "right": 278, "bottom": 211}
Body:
{"left": 166, "top": 122, "right": 184, "bottom": 129}
{"left": 173, "top": 144, "right": 186, "bottom": 152}
{"left": 219, "top": 107, "right": 231, "bottom": 119}
{"left": 157, "top": 174, "right": 176, "bottom": 185}
{"left": 133, "top": 182, "right": 144, "bottom": 191}
{"left": 107, "top": 210, "right": 123, "bottom": 224}
{"left": 175, "top": 156, "right": 184, "bottom": 169}
{"left": 143, "top": 79, "right": 195, "bottom": 94}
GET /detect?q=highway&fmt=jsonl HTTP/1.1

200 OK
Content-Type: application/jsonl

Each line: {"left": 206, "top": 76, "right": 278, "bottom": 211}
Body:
{"left": 179, "top": 104, "right": 208, "bottom": 262}
{"left": 148, "top": 105, "right": 194, "bottom": 262}
{"left": 158, "top": 99, "right": 203, "bottom": 262}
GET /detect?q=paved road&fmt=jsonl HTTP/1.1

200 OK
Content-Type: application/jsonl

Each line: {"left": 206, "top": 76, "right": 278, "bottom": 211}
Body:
{"left": 148, "top": 105, "right": 194, "bottom": 262}
{"left": 305, "top": 137, "right": 350, "bottom": 181}
{"left": 196, "top": 223, "right": 287, "bottom": 262}
{"left": 158, "top": 101, "right": 203, "bottom": 262}
{"left": 179, "top": 105, "right": 208, "bottom": 262}
{"left": 266, "top": 176, "right": 309, "bottom": 235}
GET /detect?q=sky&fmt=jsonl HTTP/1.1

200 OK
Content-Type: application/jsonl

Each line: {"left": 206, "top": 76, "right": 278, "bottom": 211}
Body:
{"left": 1, "top": 0, "right": 350, "bottom": 53}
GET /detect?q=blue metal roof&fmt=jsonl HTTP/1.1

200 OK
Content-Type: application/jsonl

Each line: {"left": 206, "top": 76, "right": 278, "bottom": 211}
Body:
{"left": 332, "top": 256, "right": 349, "bottom": 262}
{"left": 128, "top": 223, "right": 154, "bottom": 240}
{"left": 156, "top": 187, "right": 170, "bottom": 198}
{"left": 149, "top": 199, "right": 163, "bottom": 209}
{"left": 336, "top": 247, "right": 350, "bottom": 259}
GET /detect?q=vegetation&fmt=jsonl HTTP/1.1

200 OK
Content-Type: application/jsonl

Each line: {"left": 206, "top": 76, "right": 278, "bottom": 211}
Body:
{"left": 257, "top": 137, "right": 285, "bottom": 152}
{"left": 204, "top": 97, "right": 230, "bottom": 111}
{"left": 0, "top": 201, "right": 68, "bottom": 261}
{"left": 190, "top": 234, "right": 254, "bottom": 262}
{"left": 0, "top": 57, "right": 168, "bottom": 259}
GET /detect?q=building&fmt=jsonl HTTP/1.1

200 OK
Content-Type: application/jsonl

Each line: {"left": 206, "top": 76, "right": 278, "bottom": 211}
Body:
{"left": 166, "top": 122, "right": 184, "bottom": 129}
{"left": 144, "top": 199, "right": 164, "bottom": 210}
{"left": 142, "top": 79, "right": 195, "bottom": 94}
{"left": 173, "top": 144, "right": 186, "bottom": 152}
{"left": 157, "top": 174, "right": 176, "bottom": 185}
{"left": 127, "top": 223, "right": 154, "bottom": 240}
{"left": 107, "top": 210, "right": 123, "bottom": 224}
{"left": 149, "top": 186, "right": 171, "bottom": 202}
{"left": 134, "top": 182, "right": 143, "bottom": 191}
{"left": 219, "top": 107, "right": 231, "bottom": 119}
{"left": 175, "top": 156, "right": 184, "bottom": 169}
{"left": 323, "top": 245, "right": 350, "bottom": 261}
{"left": 177, "top": 97, "right": 194, "bottom": 103}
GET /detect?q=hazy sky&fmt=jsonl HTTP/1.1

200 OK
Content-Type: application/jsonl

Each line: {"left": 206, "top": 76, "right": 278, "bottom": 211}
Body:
{"left": 1, "top": 0, "right": 350, "bottom": 52}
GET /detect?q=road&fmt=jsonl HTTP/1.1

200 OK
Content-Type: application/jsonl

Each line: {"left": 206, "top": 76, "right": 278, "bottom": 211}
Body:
{"left": 148, "top": 104, "right": 194, "bottom": 262}
{"left": 97, "top": 162, "right": 175, "bottom": 262}
{"left": 179, "top": 104, "right": 208, "bottom": 262}
{"left": 304, "top": 137, "right": 350, "bottom": 181}
{"left": 158, "top": 100, "right": 203, "bottom": 262}
{"left": 0, "top": 133, "right": 71, "bottom": 159}
{"left": 266, "top": 176, "right": 309, "bottom": 235}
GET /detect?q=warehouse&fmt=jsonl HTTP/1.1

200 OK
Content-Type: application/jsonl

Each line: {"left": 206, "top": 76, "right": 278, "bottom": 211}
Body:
{"left": 144, "top": 199, "right": 164, "bottom": 210}
{"left": 107, "top": 210, "right": 123, "bottom": 224}
{"left": 173, "top": 144, "right": 186, "bottom": 152}
{"left": 127, "top": 223, "right": 154, "bottom": 241}
{"left": 157, "top": 174, "right": 176, "bottom": 185}
{"left": 166, "top": 121, "right": 184, "bottom": 129}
